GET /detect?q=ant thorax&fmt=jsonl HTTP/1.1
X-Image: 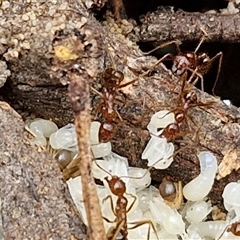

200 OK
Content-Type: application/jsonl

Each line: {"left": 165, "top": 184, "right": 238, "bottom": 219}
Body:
{"left": 172, "top": 52, "right": 196, "bottom": 75}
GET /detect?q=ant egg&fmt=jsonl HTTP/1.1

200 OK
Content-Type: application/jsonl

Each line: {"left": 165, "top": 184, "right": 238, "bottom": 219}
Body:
{"left": 185, "top": 200, "right": 212, "bottom": 223}
{"left": 222, "top": 181, "right": 240, "bottom": 216}
{"left": 29, "top": 118, "right": 58, "bottom": 138}
{"left": 147, "top": 110, "right": 175, "bottom": 135}
{"left": 141, "top": 136, "right": 174, "bottom": 169}
{"left": 49, "top": 123, "right": 77, "bottom": 152}
{"left": 183, "top": 151, "right": 218, "bottom": 201}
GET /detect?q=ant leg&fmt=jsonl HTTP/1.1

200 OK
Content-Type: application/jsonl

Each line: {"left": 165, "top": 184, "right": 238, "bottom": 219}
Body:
{"left": 211, "top": 52, "right": 223, "bottom": 96}
{"left": 142, "top": 40, "right": 181, "bottom": 55}
{"left": 194, "top": 35, "right": 206, "bottom": 53}
{"left": 125, "top": 193, "right": 137, "bottom": 213}
{"left": 107, "top": 221, "right": 125, "bottom": 240}
{"left": 128, "top": 220, "right": 159, "bottom": 240}
{"left": 103, "top": 195, "right": 116, "bottom": 216}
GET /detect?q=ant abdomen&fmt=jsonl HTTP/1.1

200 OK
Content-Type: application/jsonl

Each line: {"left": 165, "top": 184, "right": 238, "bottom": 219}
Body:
{"left": 99, "top": 122, "right": 116, "bottom": 143}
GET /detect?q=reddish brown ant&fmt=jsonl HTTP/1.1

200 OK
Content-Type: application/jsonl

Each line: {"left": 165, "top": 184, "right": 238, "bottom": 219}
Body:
{"left": 92, "top": 67, "right": 148, "bottom": 143}
{"left": 155, "top": 70, "right": 215, "bottom": 142}
{"left": 145, "top": 35, "right": 223, "bottom": 95}
{"left": 94, "top": 160, "right": 160, "bottom": 240}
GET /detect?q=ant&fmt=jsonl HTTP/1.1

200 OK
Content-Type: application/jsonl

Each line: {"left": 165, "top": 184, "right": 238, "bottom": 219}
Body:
{"left": 94, "top": 160, "right": 159, "bottom": 240}
{"left": 156, "top": 70, "right": 216, "bottom": 142}
{"left": 145, "top": 33, "right": 223, "bottom": 95}
{"left": 92, "top": 67, "right": 148, "bottom": 143}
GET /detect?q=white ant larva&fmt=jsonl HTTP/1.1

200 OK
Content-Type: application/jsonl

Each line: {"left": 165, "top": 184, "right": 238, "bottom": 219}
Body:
{"left": 183, "top": 151, "right": 218, "bottom": 201}
{"left": 222, "top": 181, "right": 240, "bottom": 217}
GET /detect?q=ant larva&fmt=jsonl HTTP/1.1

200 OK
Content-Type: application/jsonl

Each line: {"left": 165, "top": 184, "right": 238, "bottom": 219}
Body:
{"left": 144, "top": 34, "right": 223, "bottom": 95}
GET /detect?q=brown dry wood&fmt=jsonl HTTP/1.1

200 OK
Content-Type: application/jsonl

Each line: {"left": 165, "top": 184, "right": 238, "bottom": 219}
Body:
{"left": 68, "top": 71, "right": 107, "bottom": 240}
{"left": 0, "top": 101, "right": 87, "bottom": 239}
{"left": 139, "top": 7, "right": 240, "bottom": 43}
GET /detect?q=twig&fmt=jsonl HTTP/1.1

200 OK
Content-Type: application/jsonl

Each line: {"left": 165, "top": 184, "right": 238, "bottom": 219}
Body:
{"left": 139, "top": 7, "right": 240, "bottom": 43}
{"left": 68, "top": 72, "right": 107, "bottom": 240}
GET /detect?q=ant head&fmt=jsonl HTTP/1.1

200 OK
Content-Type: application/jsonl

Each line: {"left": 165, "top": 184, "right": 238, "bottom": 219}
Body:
{"left": 161, "top": 123, "right": 179, "bottom": 141}
{"left": 104, "top": 175, "right": 126, "bottom": 196}
{"left": 172, "top": 52, "right": 197, "bottom": 75}
{"left": 101, "top": 68, "right": 124, "bottom": 87}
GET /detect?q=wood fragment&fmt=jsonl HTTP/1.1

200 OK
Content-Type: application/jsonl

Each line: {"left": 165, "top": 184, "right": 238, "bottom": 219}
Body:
{"left": 138, "top": 7, "right": 240, "bottom": 43}
{"left": 68, "top": 72, "right": 107, "bottom": 240}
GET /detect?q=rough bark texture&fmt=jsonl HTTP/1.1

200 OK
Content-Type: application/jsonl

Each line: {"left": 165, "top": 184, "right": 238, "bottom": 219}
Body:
{"left": 138, "top": 7, "right": 240, "bottom": 43}
{"left": 0, "top": 101, "right": 86, "bottom": 239}
{"left": 1, "top": 0, "right": 240, "bottom": 238}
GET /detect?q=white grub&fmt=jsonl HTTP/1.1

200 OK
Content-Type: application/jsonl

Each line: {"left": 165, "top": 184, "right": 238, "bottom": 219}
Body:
{"left": 222, "top": 181, "right": 240, "bottom": 216}
{"left": 141, "top": 136, "right": 174, "bottom": 169}
{"left": 49, "top": 123, "right": 77, "bottom": 151}
{"left": 156, "top": 229, "right": 178, "bottom": 240}
{"left": 147, "top": 110, "right": 175, "bottom": 135}
{"left": 187, "top": 221, "right": 236, "bottom": 240}
{"left": 185, "top": 200, "right": 212, "bottom": 223}
{"left": 128, "top": 219, "right": 159, "bottom": 240}
{"left": 128, "top": 167, "right": 151, "bottom": 192}
{"left": 66, "top": 176, "right": 88, "bottom": 225}
{"left": 137, "top": 186, "right": 161, "bottom": 213}
{"left": 183, "top": 151, "right": 218, "bottom": 201}
{"left": 29, "top": 118, "right": 58, "bottom": 138}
